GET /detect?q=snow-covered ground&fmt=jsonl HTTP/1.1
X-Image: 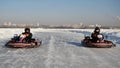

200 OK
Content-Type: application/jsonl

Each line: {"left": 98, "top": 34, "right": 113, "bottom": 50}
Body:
{"left": 0, "top": 28, "right": 120, "bottom": 68}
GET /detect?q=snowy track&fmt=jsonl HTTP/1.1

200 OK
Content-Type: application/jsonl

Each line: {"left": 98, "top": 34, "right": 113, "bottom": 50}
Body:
{"left": 0, "top": 28, "right": 120, "bottom": 68}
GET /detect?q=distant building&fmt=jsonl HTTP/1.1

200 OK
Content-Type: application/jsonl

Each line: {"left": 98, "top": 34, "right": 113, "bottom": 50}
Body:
{"left": 3, "top": 22, "right": 8, "bottom": 26}
{"left": 88, "top": 25, "right": 95, "bottom": 27}
{"left": 88, "top": 24, "right": 101, "bottom": 28}
{"left": 8, "top": 22, "right": 12, "bottom": 26}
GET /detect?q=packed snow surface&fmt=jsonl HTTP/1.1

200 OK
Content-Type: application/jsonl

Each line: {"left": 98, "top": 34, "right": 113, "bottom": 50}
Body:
{"left": 0, "top": 28, "right": 120, "bottom": 68}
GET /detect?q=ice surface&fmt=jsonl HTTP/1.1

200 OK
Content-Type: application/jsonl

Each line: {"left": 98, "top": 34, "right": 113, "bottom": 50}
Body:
{"left": 0, "top": 28, "right": 120, "bottom": 68}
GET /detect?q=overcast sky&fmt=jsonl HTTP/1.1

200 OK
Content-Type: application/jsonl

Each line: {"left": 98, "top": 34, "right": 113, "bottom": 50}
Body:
{"left": 0, "top": 0, "right": 120, "bottom": 26}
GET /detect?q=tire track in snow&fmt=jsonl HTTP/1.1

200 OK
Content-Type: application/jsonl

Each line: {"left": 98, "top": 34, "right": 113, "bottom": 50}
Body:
{"left": 45, "top": 36, "right": 55, "bottom": 68}
{"left": 81, "top": 47, "right": 116, "bottom": 68}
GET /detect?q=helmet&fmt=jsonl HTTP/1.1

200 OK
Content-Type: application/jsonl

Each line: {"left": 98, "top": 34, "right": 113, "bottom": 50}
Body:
{"left": 25, "top": 28, "right": 30, "bottom": 33}
{"left": 94, "top": 27, "right": 100, "bottom": 33}
{"left": 95, "top": 27, "right": 100, "bottom": 30}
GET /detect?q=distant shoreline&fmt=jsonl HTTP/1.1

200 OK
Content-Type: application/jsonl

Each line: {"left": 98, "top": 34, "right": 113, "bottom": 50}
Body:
{"left": 0, "top": 27, "right": 120, "bottom": 29}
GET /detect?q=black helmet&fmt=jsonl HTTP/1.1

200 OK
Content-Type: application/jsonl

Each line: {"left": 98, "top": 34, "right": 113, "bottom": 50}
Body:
{"left": 95, "top": 27, "right": 100, "bottom": 30}
{"left": 25, "top": 28, "right": 30, "bottom": 32}
{"left": 94, "top": 27, "right": 100, "bottom": 33}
